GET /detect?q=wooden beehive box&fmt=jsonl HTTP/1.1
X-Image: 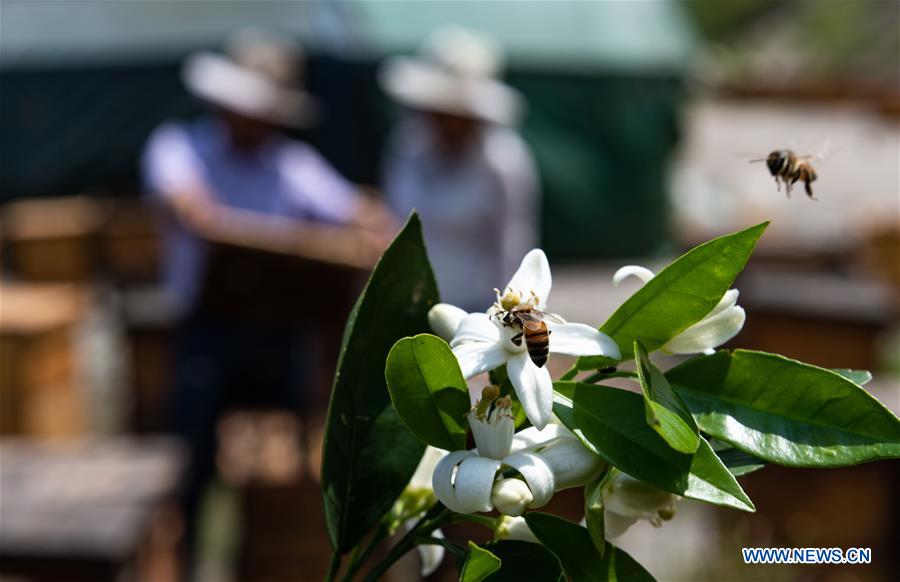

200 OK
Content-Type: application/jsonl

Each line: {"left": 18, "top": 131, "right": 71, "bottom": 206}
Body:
{"left": 100, "top": 199, "right": 161, "bottom": 285}
{"left": 736, "top": 267, "right": 896, "bottom": 370}
{"left": 0, "top": 282, "right": 89, "bottom": 437}
{"left": 1, "top": 196, "right": 107, "bottom": 282}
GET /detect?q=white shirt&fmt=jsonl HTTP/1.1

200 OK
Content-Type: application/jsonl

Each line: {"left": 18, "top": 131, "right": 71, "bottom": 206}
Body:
{"left": 383, "top": 118, "right": 539, "bottom": 310}
{"left": 142, "top": 118, "right": 360, "bottom": 314}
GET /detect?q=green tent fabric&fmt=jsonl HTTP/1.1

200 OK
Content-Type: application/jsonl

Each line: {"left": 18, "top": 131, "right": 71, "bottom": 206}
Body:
{"left": 357, "top": 0, "right": 695, "bottom": 259}
{"left": 355, "top": 1, "right": 695, "bottom": 73}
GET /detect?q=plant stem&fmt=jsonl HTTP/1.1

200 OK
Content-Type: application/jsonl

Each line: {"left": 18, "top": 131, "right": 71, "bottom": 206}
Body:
{"left": 451, "top": 513, "right": 497, "bottom": 529}
{"left": 418, "top": 535, "right": 466, "bottom": 559}
{"left": 582, "top": 370, "right": 637, "bottom": 384}
{"left": 326, "top": 552, "right": 342, "bottom": 582}
{"left": 341, "top": 525, "right": 389, "bottom": 582}
{"left": 362, "top": 505, "right": 451, "bottom": 582}
{"left": 559, "top": 366, "right": 579, "bottom": 381}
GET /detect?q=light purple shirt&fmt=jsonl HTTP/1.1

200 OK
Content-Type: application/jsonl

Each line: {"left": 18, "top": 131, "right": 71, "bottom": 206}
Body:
{"left": 383, "top": 118, "right": 539, "bottom": 310}
{"left": 142, "top": 118, "right": 360, "bottom": 314}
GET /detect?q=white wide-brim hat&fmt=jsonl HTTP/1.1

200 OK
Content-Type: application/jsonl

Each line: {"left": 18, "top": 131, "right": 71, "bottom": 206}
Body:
{"left": 182, "top": 30, "right": 317, "bottom": 128}
{"left": 379, "top": 27, "right": 523, "bottom": 126}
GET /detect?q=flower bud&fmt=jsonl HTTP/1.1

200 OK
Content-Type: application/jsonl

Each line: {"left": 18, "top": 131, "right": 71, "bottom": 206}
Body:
{"left": 491, "top": 478, "right": 533, "bottom": 517}
{"left": 428, "top": 303, "right": 468, "bottom": 342}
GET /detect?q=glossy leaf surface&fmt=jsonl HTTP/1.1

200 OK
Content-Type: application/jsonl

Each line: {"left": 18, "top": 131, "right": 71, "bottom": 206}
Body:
{"left": 321, "top": 214, "right": 438, "bottom": 552}
{"left": 554, "top": 383, "right": 755, "bottom": 512}
{"left": 635, "top": 341, "right": 699, "bottom": 454}
{"left": 578, "top": 222, "right": 767, "bottom": 368}
{"left": 461, "top": 542, "right": 502, "bottom": 582}
{"left": 667, "top": 350, "right": 900, "bottom": 467}
{"left": 386, "top": 334, "right": 470, "bottom": 450}
{"left": 525, "top": 512, "right": 655, "bottom": 582}
{"left": 483, "top": 541, "right": 565, "bottom": 582}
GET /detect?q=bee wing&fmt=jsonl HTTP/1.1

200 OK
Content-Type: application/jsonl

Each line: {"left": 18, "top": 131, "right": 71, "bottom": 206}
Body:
{"left": 541, "top": 312, "right": 567, "bottom": 325}
{"left": 796, "top": 139, "right": 834, "bottom": 163}
{"left": 734, "top": 152, "right": 770, "bottom": 164}
{"left": 515, "top": 311, "right": 548, "bottom": 331}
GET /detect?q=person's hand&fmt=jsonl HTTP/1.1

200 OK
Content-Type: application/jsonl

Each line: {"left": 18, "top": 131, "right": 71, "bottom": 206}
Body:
{"left": 168, "top": 191, "right": 221, "bottom": 232}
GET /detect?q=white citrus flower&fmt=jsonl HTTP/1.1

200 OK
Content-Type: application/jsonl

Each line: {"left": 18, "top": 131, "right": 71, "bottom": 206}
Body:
{"left": 613, "top": 265, "right": 745, "bottom": 355}
{"left": 432, "top": 388, "right": 555, "bottom": 516}
{"left": 427, "top": 303, "right": 468, "bottom": 342}
{"left": 433, "top": 250, "right": 620, "bottom": 429}
{"left": 511, "top": 422, "right": 606, "bottom": 490}
{"left": 432, "top": 392, "right": 606, "bottom": 516}
{"left": 602, "top": 469, "right": 679, "bottom": 539}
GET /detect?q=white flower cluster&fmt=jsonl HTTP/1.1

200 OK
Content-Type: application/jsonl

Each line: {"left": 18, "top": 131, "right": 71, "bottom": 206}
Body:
{"left": 431, "top": 386, "right": 605, "bottom": 517}
{"left": 405, "top": 249, "right": 741, "bottom": 575}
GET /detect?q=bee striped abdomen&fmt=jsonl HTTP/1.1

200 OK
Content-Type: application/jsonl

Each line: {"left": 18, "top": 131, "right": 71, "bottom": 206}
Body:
{"left": 524, "top": 324, "right": 550, "bottom": 368}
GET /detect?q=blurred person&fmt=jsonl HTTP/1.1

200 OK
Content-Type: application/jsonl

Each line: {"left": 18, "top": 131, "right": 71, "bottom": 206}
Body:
{"left": 379, "top": 27, "right": 539, "bottom": 311}
{"left": 141, "top": 29, "right": 389, "bottom": 573}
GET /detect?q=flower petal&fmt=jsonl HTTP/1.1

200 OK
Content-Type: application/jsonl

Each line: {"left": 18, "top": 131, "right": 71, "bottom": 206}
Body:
{"left": 453, "top": 456, "right": 503, "bottom": 513}
{"left": 662, "top": 305, "right": 745, "bottom": 355}
{"left": 504, "top": 249, "right": 552, "bottom": 308}
{"left": 428, "top": 303, "right": 469, "bottom": 342}
{"left": 507, "top": 352, "right": 553, "bottom": 430}
{"left": 536, "top": 440, "right": 605, "bottom": 490}
{"left": 604, "top": 510, "right": 639, "bottom": 539}
{"left": 451, "top": 312, "right": 501, "bottom": 347}
{"left": 409, "top": 446, "right": 449, "bottom": 491}
{"left": 432, "top": 450, "right": 475, "bottom": 513}
{"left": 612, "top": 265, "right": 655, "bottom": 286}
{"left": 548, "top": 322, "right": 621, "bottom": 359}
{"left": 510, "top": 423, "right": 572, "bottom": 453}
{"left": 418, "top": 529, "right": 445, "bottom": 576}
{"left": 452, "top": 342, "right": 509, "bottom": 379}
{"left": 707, "top": 289, "right": 739, "bottom": 318}
{"left": 468, "top": 412, "right": 515, "bottom": 460}
{"left": 497, "top": 516, "right": 539, "bottom": 543}
{"left": 502, "top": 452, "right": 555, "bottom": 508}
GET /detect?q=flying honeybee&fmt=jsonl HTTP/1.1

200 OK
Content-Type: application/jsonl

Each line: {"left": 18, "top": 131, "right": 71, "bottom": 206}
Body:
{"left": 750, "top": 149, "right": 820, "bottom": 199}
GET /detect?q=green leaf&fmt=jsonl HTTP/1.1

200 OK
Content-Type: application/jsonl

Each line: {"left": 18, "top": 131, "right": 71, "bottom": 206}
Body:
{"left": 554, "top": 382, "right": 755, "bottom": 512}
{"left": 634, "top": 341, "right": 699, "bottom": 454}
{"left": 321, "top": 213, "right": 439, "bottom": 553}
{"left": 386, "top": 334, "right": 470, "bottom": 450}
{"left": 713, "top": 444, "right": 766, "bottom": 477}
{"left": 578, "top": 222, "right": 767, "bottom": 368}
{"left": 461, "top": 542, "right": 502, "bottom": 582}
{"left": 832, "top": 368, "right": 873, "bottom": 385}
{"left": 524, "top": 513, "right": 655, "bottom": 582}
{"left": 483, "top": 541, "right": 565, "bottom": 582}
{"left": 667, "top": 350, "right": 900, "bottom": 467}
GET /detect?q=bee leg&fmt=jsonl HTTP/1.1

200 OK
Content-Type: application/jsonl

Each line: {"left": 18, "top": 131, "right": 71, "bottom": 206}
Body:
{"left": 805, "top": 179, "right": 817, "bottom": 200}
{"left": 511, "top": 332, "right": 523, "bottom": 346}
